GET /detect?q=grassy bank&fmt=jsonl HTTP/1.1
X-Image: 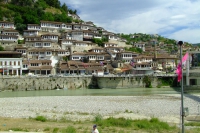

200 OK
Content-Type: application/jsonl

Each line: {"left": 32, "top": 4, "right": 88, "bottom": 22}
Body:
{"left": 1, "top": 116, "right": 200, "bottom": 133}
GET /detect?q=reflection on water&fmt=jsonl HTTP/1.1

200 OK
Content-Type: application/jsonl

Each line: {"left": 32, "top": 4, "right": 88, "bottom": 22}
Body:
{"left": 0, "top": 87, "right": 180, "bottom": 98}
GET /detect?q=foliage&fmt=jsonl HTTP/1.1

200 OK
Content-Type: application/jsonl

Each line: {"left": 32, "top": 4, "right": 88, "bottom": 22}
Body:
{"left": 63, "top": 56, "right": 68, "bottom": 61}
{"left": 158, "top": 77, "right": 177, "bottom": 87}
{"left": 0, "top": 45, "right": 4, "bottom": 51}
{"left": 94, "top": 116, "right": 175, "bottom": 132}
{"left": 1, "top": 0, "right": 75, "bottom": 33}
{"left": 133, "top": 118, "right": 175, "bottom": 132}
{"left": 92, "top": 38, "right": 103, "bottom": 47}
{"left": 61, "top": 3, "right": 68, "bottom": 13}
{"left": 15, "top": 23, "right": 26, "bottom": 34}
{"left": 43, "top": 0, "right": 60, "bottom": 8}
{"left": 11, "top": 0, "right": 34, "bottom": 7}
{"left": 185, "top": 122, "right": 200, "bottom": 126}
{"left": 125, "top": 47, "right": 142, "bottom": 53}
{"left": 142, "top": 76, "right": 152, "bottom": 88}
{"left": 62, "top": 126, "right": 76, "bottom": 133}
{"left": 53, "top": 127, "right": 59, "bottom": 133}
{"left": 34, "top": 115, "right": 47, "bottom": 122}
{"left": 18, "top": 40, "right": 24, "bottom": 44}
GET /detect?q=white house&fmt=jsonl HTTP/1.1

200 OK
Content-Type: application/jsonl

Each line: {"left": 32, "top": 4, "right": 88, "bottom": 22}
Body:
{"left": 59, "top": 39, "right": 75, "bottom": 49}
{"left": 104, "top": 42, "right": 118, "bottom": 47}
{"left": 27, "top": 48, "right": 53, "bottom": 60}
{"left": 23, "top": 30, "right": 39, "bottom": 37}
{"left": 40, "top": 21, "right": 67, "bottom": 32}
{"left": 24, "top": 59, "right": 52, "bottom": 75}
{"left": 0, "top": 51, "right": 22, "bottom": 76}
{"left": 15, "top": 46, "right": 27, "bottom": 57}
{"left": 1, "top": 29, "right": 19, "bottom": 36}
{"left": 0, "top": 21, "right": 15, "bottom": 29}
{"left": 88, "top": 47, "right": 105, "bottom": 53}
{"left": 83, "top": 30, "right": 94, "bottom": 40}
{"left": 41, "top": 34, "right": 59, "bottom": 43}
{"left": 71, "top": 30, "right": 83, "bottom": 41}
{"left": 0, "top": 34, "right": 18, "bottom": 43}
{"left": 24, "top": 36, "right": 42, "bottom": 42}
{"left": 134, "top": 55, "right": 153, "bottom": 63}
{"left": 27, "top": 24, "right": 41, "bottom": 31}
{"left": 116, "top": 51, "right": 135, "bottom": 63}
{"left": 134, "top": 43, "right": 146, "bottom": 52}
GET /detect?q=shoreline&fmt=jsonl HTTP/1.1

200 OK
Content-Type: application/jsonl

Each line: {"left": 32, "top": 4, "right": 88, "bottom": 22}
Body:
{"left": 1, "top": 94, "right": 200, "bottom": 124}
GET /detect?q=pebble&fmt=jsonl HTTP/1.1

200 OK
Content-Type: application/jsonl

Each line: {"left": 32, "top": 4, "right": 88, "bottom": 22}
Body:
{"left": 0, "top": 94, "right": 199, "bottom": 123}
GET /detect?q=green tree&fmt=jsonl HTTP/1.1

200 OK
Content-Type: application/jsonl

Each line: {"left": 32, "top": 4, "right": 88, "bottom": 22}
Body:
{"left": 61, "top": 3, "right": 68, "bottom": 13}
{"left": 23, "top": 13, "right": 39, "bottom": 24}
{"left": 0, "top": 45, "right": 4, "bottom": 51}
{"left": 142, "top": 76, "right": 152, "bottom": 88}
{"left": 43, "top": 0, "right": 60, "bottom": 8}
{"left": 15, "top": 23, "right": 26, "bottom": 34}
{"left": 14, "top": 13, "right": 23, "bottom": 24}
{"left": 92, "top": 38, "right": 103, "bottom": 47}
{"left": 35, "top": 0, "right": 48, "bottom": 10}
{"left": 41, "top": 12, "right": 54, "bottom": 21}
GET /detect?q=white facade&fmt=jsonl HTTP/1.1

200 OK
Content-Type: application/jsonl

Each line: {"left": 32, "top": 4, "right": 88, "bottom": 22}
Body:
{"left": 71, "top": 54, "right": 86, "bottom": 61}
{"left": 0, "top": 58, "right": 22, "bottom": 75}
{"left": 104, "top": 43, "right": 118, "bottom": 47}
{"left": 40, "top": 21, "right": 67, "bottom": 32}
{"left": 41, "top": 35, "right": 58, "bottom": 42}
{"left": 34, "top": 41, "right": 51, "bottom": 48}
{"left": 116, "top": 52, "right": 133, "bottom": 63}
{"left": 0, "top": 21, "right": 15, "bottom": 29}
{"left": 134, "top": 43, "right": 145, "bottom": 52}
{"left": 23, "top": 30, "right": 39, "bottom": 36}
{"left": 28, "top": 51, "right": 52, "bottom": 60}
{"left": 16, "top": 49, "right": 27, "bottom": 56}
{"left": 71, "top": 31, "right": 83, "bottom": 41}
{"left": 0, "top": 35, "right": 18, "bottom": 43}
{"left": 27, "top": 24, "right": 41, "bottom": 31}
{"left": 1, "top": 30, "right": 19, "bottom": 36}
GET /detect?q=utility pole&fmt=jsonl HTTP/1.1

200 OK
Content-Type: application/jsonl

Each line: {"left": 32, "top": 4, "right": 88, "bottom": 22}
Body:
{"left": 178, "top": 41, "right": 184, "bottom": 133}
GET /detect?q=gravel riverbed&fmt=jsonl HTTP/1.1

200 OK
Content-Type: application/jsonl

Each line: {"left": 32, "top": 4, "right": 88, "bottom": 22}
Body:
{"left": 0, "top": 94, "right": 200, "bottom": 123}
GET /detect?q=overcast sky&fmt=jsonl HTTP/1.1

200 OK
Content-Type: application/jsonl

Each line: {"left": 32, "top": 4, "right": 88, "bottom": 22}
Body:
{"left": 60, "top": 0, "right": 200, "bottom": 43}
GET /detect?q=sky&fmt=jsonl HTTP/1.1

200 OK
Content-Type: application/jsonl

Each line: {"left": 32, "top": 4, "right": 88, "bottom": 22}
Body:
{"left": 60, "top": 0, "right": 200, "bottom": 43}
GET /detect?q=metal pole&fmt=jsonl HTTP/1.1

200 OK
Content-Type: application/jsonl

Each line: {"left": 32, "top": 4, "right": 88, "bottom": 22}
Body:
{"left": 179, "top": 41, "right": 184, "bottom": 133}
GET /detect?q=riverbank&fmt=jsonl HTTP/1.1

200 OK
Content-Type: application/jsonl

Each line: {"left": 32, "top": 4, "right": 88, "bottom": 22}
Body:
{"left": 0, "top": 94, "right": 200, "bottom": 124}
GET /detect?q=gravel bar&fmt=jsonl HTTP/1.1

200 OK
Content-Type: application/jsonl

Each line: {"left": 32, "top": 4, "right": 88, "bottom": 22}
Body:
{"left": 0, "top": 94, "right": 200, "bottom": 123}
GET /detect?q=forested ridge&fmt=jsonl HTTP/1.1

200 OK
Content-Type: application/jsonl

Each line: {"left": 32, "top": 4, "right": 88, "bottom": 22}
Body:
{"left": 0, "top": 0, "right": 79, "bottom": 33}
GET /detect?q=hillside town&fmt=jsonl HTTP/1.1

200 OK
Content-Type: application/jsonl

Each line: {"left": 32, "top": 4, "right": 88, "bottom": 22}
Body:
{"left": 0, "top": 18, "right": 197, "bottom": 77}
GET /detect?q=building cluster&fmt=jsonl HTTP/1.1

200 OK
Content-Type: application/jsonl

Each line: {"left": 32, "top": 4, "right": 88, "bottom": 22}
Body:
{"left": 0, "top": 20, "right": 181, "bottom": 76}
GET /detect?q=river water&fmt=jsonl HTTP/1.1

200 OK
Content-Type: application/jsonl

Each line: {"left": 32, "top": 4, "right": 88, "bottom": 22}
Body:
{"left": 0, "top": 87, "right": 181, "bottom": 98}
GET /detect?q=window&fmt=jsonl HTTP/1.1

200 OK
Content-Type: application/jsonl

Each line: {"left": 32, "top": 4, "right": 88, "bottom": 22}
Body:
{"left": 46, "top": 52, "right": 51, "bottom": 55}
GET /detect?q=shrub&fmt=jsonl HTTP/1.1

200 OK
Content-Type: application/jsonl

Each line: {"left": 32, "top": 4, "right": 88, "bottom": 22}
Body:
{"left": 53, "top": 127, "right": 59, "bottom": 133}
{"left": 34, "top": 115, "right": 47, "bottom": 122}
{"left": 63, "top": 126, "right": 76, "bottom": 133}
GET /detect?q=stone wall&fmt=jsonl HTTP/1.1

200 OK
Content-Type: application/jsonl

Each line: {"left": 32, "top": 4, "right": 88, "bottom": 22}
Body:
{"left": 96, "top": 76, "right": 158, "bottom": 89}
{"left": 0, "top": 76, "right": 94, "bottom": 91}
{"left": 0, "top": 76, "right": 159, "bottom": 91}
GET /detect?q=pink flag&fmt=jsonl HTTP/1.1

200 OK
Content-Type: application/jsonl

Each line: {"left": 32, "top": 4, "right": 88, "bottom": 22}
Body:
{"left": 176, "top": 52, "right": 189, "bottom": 82}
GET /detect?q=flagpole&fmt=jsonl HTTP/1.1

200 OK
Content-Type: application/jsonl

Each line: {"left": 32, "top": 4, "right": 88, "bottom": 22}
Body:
{"left": 178, "top": 41, "right": 184, "bottom": 133}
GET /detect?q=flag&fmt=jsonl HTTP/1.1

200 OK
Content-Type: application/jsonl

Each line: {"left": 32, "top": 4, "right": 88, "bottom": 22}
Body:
{"left": 27, "top": 58, "right": 30, "bottom": 66}
{"left": 100, "top": 61, "right": 103, "bottom": 66}
{"left": 130, "top": 61, "right": 134, "bottom": 66}
{"left": 176, "top": 52, "right": 189, "bottom": 82}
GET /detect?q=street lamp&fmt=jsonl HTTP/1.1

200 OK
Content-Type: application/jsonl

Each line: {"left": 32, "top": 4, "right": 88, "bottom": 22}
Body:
{"left": 178, "top": 41, "right": 184, "bottom": 133}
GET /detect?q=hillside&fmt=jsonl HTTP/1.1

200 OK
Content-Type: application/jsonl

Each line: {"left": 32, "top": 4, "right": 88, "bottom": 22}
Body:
{"left": 119, "top": 33, "right": 194, "bottom": 54}
{"left": 0, "top": 0, "right": 194, "bottom": 54}
{"left": 0, "top": 0, "right": 80, "bottom": 33}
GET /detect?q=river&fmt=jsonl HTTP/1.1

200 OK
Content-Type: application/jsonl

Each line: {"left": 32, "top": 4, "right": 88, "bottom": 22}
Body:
{"left": 0, "top": 87, "right": 181, "bottom": 98}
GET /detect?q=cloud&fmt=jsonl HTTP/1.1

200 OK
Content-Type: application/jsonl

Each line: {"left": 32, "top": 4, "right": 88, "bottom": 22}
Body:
{"left": 60, "top": 0, "right": 200, "bottom": 43}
